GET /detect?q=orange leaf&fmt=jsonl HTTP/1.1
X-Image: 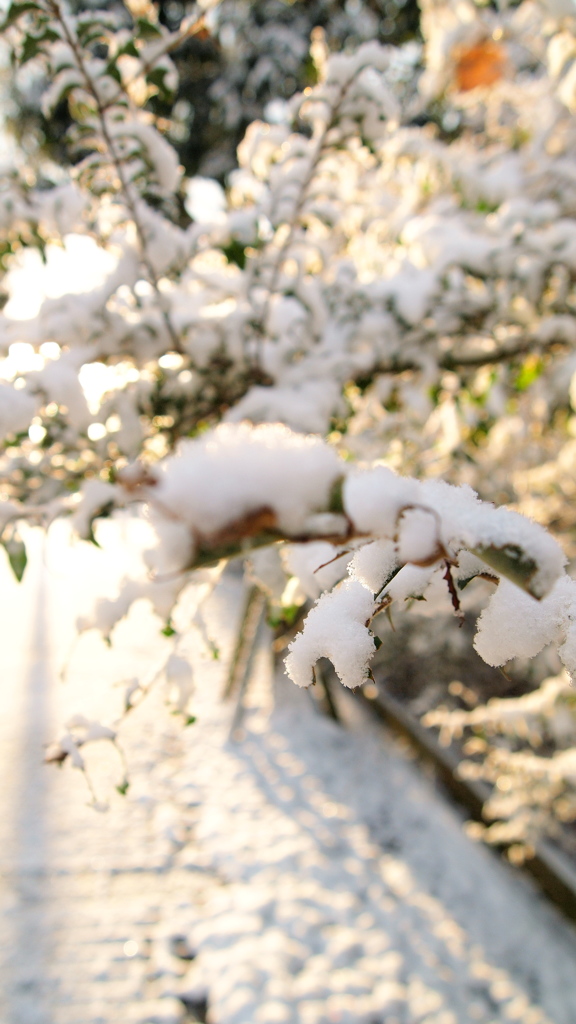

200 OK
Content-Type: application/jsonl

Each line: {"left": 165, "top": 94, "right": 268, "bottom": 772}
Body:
{"left": 454, "top": 40, "right": 506, "bottom": 92}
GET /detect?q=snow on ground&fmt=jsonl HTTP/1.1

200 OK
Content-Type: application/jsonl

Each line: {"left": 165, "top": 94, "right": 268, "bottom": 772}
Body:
{"left": 1, "top": 522, "right": 576, "bottom": 1024}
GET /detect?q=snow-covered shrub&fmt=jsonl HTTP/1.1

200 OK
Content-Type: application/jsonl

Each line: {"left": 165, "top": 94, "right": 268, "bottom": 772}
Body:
{"left": 3, "top": 0, "right": 576, "bottom": 836}
{"left": 3, "top": 0, "right": 420, "bottom": 179}
{"left": 423, "top": 671, "right": 576, "bottom": 849}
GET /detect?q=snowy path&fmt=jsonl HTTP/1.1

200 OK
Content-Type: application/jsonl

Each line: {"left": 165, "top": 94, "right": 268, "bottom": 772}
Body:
{"left": 0, "top": 531, "right": 203, "bottom": 1024}
{"left": 1, "top": 527, "right": 576, "bottom": 1024}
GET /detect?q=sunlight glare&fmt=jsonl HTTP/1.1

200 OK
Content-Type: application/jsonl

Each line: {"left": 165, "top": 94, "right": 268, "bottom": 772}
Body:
{"left": 3, "top": 234, "right": 119, "bottom": 320}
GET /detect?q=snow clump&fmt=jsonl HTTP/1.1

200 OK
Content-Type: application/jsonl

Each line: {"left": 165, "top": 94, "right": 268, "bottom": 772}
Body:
{"left": 150, "top": 422, "right": 343, "bottom": 548}
{"left": 285, "top": 580, "right": 376, "bottom": 689}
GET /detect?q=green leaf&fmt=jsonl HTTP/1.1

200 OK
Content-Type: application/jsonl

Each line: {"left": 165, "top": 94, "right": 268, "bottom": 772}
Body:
{"left": 457, "top": 574, "right": 478, "bottom": 591}
{"left": 85, "top": 500, "right": 115, "bottom": 547}
{"left": 514, "top": 355, "right": 543, "bottom": 393}
{"left": 118, "top": 40, "right": 139, "bottom": 58}
{"left": 47, "top": 79, "right": 80, "bottom": 116}
{"left": 270, "top": 603, "right": 302, "bottom": 628}
{"left": 472, "top": 543, "right": 538, "bottom": 596}
{"left": 2, "top": 532, "right": 27, "bottom": 582}
{"left": 146, "top": 65, "right": 175, "bottom": 102}
{"left": 76, "top": 13, "right": 117, "bottom": 46}
{"left": 161, "top": 622, "right": 176, "bottom": 637}
{"left": 372, "top": 634, "right": 383, "bottom": 650}
{"left": 136, "top": 16, "right": 163, "bottom": 39}
{"left": 475, "top": 198, "right": 498, "bottom": 214}
{"left": 19, "top": 26, "right": 60, "bottom": 65}
{"left": 79, "top": 27, "right": 107, "bottom": 47}
{"left": 374, "top": 563, "right": 401, "bottom": 599}
{"left": 222, "top": 239, "right": 247, "bottom": 269}
{"left": 116, "top": 780, "right": 129, "bottom": 796}
{"left": 302, "top": 53, "right": 320, "bottom": 87}
{"left": 184, "top": 715, "right": 197, "bottom": 727}
{"left": 328, "top": 475, "right": 346, "bottom": 514}
{"left": 2, "top": 1, "right": 42, "bottom": 30}
{"left": 105, "top": 60, "right": 122, "bottom": 85}
{"left": 19, "top": 33, "right": 45, "bottom": 64}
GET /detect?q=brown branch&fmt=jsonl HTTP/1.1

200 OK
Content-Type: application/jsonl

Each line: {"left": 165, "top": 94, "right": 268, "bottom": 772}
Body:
{"left": 313, "top": 548, "right": 352, "bottom": 573}
{"left": 443, "top": 560, "right": 465, "bottom": 627}
{"left": 248, "top": 59, "right": 384, "bottom": 345}
{"left": 367, "top": 335, "right": 569, "bottom": 379}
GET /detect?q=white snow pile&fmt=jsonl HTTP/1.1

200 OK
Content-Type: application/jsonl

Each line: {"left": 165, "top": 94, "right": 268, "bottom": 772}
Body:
{"left": 348, "top": 539, "right": 398, "bottom": 594}
{"left": 473, "top": 574, "right": 576, "bottom": 674}
{"left": 140, "top": 421, "right": 344, "bottom": 558}
{"left": 0, "top": 383, "right": 38, "bottom": 442}
{"left": 345, "top": 469, "right": 565, "bottom": 598}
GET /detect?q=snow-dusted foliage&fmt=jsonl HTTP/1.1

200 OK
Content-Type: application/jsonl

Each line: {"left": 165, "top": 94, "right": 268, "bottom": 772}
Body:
{"left": 423, "top": 669, "right": 576, "bottom": 847}
{"left": 160, "top": 0, "right": 420, "bottom": 178}
{"left": 3, "top": 0, "right": 576, "bottom": 511}
{"left": 3, "top": 0, "right": 576, "bottom": 836}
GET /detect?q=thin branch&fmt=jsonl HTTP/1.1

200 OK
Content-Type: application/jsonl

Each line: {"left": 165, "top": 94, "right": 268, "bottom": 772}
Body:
{"left": 248, "top": 61, "right": 381, "bottom": 346}
{"left": 313, "top": 548, "right": 352, "bottom": 573}
{"left": 47, "top": 0, "right": 186, "bottom": 355}
{"left": 443, "top": 560, "right": 465, "bottom": 627}
{"left": 368, "top": 335, "right": 569, "bottom": 379}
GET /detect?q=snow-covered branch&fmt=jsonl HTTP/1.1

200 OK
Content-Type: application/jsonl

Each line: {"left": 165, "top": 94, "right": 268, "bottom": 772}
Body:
{"left": 103, "top": 420, "right": 576, "bottom": 694}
